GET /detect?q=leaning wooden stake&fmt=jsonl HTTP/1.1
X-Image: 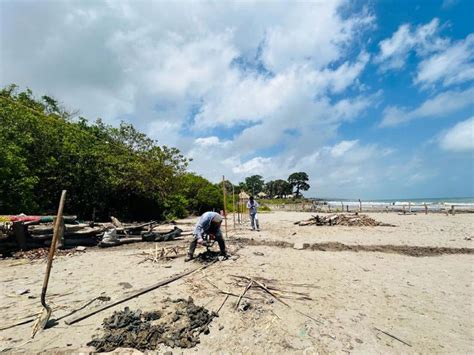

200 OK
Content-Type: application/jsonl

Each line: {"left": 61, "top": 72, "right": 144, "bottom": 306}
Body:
{"left": 65, "top": 260, "right": 217, "bottom": 325}
{"left": 235, "top": 280, "right": 253, "bottom": 310}
{"left": 232, "top": 185, "right": 236, "bottom": 231}
{"left": 32, "top": 190, "right": 67, "bottom": 338}
{"left": 222, "top": 175, "right": 228, "bottom": 238}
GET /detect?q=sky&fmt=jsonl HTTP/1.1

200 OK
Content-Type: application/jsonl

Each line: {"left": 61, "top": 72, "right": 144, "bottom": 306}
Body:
{"left": 1, "top": 0, "right": 473, "bottom": 199}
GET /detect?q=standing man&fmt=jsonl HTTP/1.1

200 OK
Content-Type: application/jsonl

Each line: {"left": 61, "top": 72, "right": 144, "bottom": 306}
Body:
{"left": 247, "top": 196, "right": 260, "bottom": 231}
{"left": 185, "top": 211, "right": 227, "bottom": 262}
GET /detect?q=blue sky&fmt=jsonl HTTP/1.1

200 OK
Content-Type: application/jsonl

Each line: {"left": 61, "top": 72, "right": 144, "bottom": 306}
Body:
{"left": 1, "top": 0, "right": 473, "bottom": 199}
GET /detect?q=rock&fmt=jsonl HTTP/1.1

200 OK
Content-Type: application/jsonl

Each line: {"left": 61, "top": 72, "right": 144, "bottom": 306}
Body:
{"left": 238, "top": 300, "right": 251, "bottom": 312}
{"left": 75, "top": 246, "right": 87, "bottom": 251}
{"left": 16, "top": 288, "right": 30, "bottom": 295}
{"left": 293, "top": 242, "right": 304, "bottom": 250}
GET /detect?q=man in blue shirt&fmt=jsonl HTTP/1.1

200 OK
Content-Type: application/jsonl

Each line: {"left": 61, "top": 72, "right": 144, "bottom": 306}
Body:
{"left": 185, "top": 211, "right": 227, "bottom": 262}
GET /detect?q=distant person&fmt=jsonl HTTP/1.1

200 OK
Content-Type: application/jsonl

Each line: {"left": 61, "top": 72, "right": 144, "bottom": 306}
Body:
{"left": 247, "top": 196, "right": 260, "bottom": 231}
{"left": 185, "top": 211, "right": 227, "bottom": 262}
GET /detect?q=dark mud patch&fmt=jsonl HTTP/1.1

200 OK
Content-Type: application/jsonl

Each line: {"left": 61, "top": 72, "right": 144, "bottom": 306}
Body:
{"left": 195, "top": 250, "right": 221, "bottom": 263}
{"left": 233, "top": 237, "right": 474, "bottom": 257}
{"left": 88, "top": 297, "right": 216, "bottom": 352}
{"left": 305, "top": 242, "right": 474, "bottom": 257}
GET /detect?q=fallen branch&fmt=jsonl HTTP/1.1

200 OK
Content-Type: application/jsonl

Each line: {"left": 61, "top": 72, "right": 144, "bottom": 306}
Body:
{"left": 374, "top": 327, "right": 412, "bottom": 347}
{"left": 217, "top": 294, "right": 230, "bottom": 314}
{"left": 0, "top": 318, "right": 35, "bottom": 331}
{"left": 252, "top": 279, "right": 290, "bottom": 307}
{"left": 231, "top": 274, "right": 323, "bottom": 325}
{"left": 65, "top": 261, "right": 217, "bottom": 325}
{"left": 235, "top": 281, "right": 253, "bottom": 311}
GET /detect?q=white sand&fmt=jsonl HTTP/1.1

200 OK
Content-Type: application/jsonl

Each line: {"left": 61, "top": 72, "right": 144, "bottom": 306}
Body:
{"left": 1, "top": 211, "right": 473, "bottom": 353}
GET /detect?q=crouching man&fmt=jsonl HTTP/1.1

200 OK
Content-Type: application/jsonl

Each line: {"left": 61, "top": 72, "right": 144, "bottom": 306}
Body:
{"left": 185, "top": 211, "right": 228, "bottom": 262}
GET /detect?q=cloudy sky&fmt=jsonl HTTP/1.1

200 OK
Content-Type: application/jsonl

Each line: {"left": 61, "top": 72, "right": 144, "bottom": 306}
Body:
{"left": 1, "top": 0, "right": 473, "bottom": 199}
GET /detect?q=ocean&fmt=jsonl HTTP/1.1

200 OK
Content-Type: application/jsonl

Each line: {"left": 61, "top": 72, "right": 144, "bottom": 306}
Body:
{"left": 310, "top": 197, "right": 474, "bottom": 210}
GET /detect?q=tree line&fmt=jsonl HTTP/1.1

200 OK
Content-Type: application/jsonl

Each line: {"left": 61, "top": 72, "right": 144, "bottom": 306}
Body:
{"left": 230, "top": 172, "right": 310, "bottom": 199}
{"left": 0, "top": 85, "right": 224, "bottom": 220}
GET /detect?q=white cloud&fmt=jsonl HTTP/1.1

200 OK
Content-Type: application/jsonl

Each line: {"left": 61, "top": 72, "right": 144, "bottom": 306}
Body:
{"left": 380, "top": 86, "right": 474, "bottom": 127}
{"left": 260, "top": 3, "right": 374, "bottom": 72}
{"left": 5, "top": 0, "right": 448, "bottom": 198}
{"left": 375, "top": 18, "right": 448, "bottom": 71}
{"left": 195, "top": 136, "right": 221, "bottom": 147}
{"left": 442, "top": 0, "right": 459, "bottom": 9}
{"left": 439, "top": 117, "right": 474, "bottom": 152}
{"left": 330, "top": 140, "right": 358, "bottom": 157}
{"left": 415, "top": 34, "right": 474, "bottom": 87}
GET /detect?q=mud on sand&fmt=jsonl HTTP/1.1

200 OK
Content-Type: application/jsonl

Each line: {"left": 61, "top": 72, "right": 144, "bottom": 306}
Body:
{"left": 235, "top": 237, "right": 474, "bottom": 257}
{"left": 88, "top": 297, "right": 216, "bottom": 352}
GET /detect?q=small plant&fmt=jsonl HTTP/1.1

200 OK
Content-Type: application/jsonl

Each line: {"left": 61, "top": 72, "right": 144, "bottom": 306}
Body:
{"left": 259, "top": 205, "right": 271, "bottom": 212}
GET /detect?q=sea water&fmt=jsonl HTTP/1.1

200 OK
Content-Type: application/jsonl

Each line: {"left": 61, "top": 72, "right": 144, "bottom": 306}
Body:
{"left": 313, "top": 197, "right": 474, "bottom": 210}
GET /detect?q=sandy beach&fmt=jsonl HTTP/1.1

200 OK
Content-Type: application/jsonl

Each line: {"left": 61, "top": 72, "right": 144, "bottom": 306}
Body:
{"left": 1, "top": 211, "right": 473, "bottom": 354}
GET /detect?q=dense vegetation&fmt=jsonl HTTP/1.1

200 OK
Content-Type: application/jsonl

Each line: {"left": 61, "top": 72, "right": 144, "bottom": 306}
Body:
{"left": 0, "top": 85, "right": 222, "bottom": 220}
{"left": 0, "top": 85, "right": 311, "bottom": 220}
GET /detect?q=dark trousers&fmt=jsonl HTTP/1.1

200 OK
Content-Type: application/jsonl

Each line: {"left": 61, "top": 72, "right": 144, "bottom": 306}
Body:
{"left": 188, "top": 230, "right": 226, "bottom": 256}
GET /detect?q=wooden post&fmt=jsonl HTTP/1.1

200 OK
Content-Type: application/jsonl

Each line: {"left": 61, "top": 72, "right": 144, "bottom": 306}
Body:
{"left": 232, "top": 185, "right": 236, "bottom": 230}
{"left": 13, "top": 222, "right": 27, "bottom": 250}
{"left": 222, "top": 176, "right": 228, "bottom": 238}
{"left": 57, "top": 217, "right": 65, "bottom": 249}
{"left": 408, "top": 202, "right": 412, "bottom": 213}
{"left": 424, "top": 203, "right": 428, "bottom": 215}
{"left": 238, "top": 197, "right": 241, "bottom": 224}
{"left": 451, "top": 205, "right": 455, "bottom": 215}
{"left": 346, "top": 205, "right": 349, "bottom": 212}
{"left": 359, "top": 199, "right": 362, "bottom": 212}
{"left": 340, "top": 201, "right": 344, "bottom": 213}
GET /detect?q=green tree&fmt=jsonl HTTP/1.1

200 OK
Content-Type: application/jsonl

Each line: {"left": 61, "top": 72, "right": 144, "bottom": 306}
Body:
{"left": 288, "top": 172, "right": 310, "bottom": 198}
{"left": 245, "top": 175, "right": 264, "bottom": 196}
{"left": 273, "top": 179, "right": 292, "bottom": 198}
{"left": 264, "top": 180, "right": 276, "bottom": 198}
{"left": 220, "top": 180, "right": 234, "bottom": 196}
{"left": 182, "top": 174, "right": 222, "bottom": 215}
{"left": 0, "top": 85, "right": 190, "bottom": 220}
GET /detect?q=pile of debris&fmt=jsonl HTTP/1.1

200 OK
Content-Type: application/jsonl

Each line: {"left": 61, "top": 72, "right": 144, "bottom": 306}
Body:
{"left": 295, "top": 213, "right": 395, "bottom": 227}
{"left": 137, "top": 245, "right": 185, "bottom": 264}
{"left": 0, "top": 214, "right": 185, "bottom": 256}
{"left": 12, "top": 247, "right": 85, "bottom": 260}
{"left": 88, "top": 298, "right": 216, "bottom": 352}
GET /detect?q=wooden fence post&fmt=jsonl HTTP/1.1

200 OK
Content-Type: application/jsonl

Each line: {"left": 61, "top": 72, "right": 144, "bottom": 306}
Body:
{"left": 222, "top": 176, "right": 228, "bottom": 238}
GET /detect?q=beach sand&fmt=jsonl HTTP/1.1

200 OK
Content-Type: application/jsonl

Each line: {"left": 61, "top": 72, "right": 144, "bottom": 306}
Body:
{"left": 1, "top": 211, "right": 473, "bottom": 353}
